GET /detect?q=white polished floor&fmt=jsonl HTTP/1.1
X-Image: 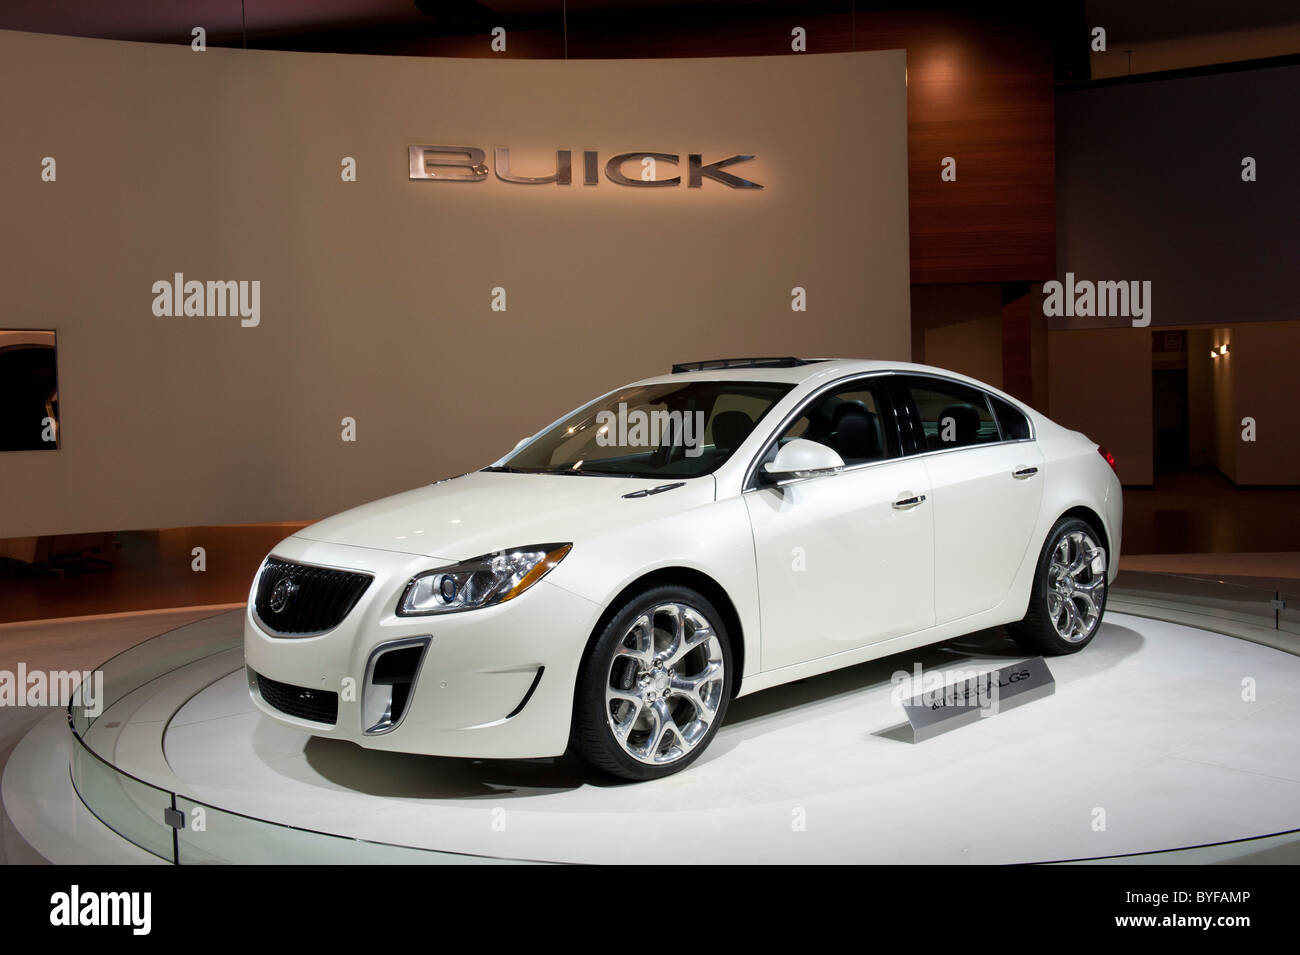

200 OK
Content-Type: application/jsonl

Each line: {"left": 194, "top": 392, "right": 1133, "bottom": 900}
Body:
{"left": 9, "top": 611, "right": 1300, "bottom": 863}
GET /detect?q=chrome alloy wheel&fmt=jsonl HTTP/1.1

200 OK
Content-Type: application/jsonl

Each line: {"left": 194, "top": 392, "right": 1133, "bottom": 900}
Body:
{"left": 605, "top": 602, "right": 725, "bottom": 766}
{"left": 1047, "top": 529, "right": 1107, "bottom": 643}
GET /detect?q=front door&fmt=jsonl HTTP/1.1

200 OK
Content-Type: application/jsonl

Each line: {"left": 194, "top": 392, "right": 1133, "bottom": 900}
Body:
{"left": 743, "top": 377, "right": 936, "bottom": 671}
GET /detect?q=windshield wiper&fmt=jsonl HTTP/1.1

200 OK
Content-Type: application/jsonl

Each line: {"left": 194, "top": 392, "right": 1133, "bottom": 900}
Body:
{"left": 622, "top": 482, "right": 686, "bottom": 499}
{"left": 486, "top": 464, "right": 646, "bottom": 478}
{"left": 531, "top": 467, "right": 641, "bottom": 478}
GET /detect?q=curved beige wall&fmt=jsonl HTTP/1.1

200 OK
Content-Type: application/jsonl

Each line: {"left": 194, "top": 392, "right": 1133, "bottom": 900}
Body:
{"left": 0, "top": 32, "right": 910, "bottom": 537}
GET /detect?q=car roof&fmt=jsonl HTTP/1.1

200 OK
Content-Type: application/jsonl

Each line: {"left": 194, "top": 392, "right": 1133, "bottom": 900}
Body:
{"left": 629, "top": 358, "right": 1004, "bottom": 392}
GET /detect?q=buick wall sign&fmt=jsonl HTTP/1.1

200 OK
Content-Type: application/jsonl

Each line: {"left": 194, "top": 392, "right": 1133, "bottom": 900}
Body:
{"left": 409, "top": 145, "right": 763, "bottom": 189}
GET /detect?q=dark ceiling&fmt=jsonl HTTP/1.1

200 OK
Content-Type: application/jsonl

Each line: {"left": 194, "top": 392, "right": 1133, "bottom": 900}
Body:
{"left": 0, "top": 2, "right": 813, "bottom": 44}
{"left": 0, "top": 1, "right": 1296, "bottom": 50}
{"left": 1084, "top": 0, "right": 1300, "bottom": 43}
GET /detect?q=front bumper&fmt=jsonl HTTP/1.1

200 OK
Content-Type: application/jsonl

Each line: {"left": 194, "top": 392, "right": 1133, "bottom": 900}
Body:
{"left": 243, "top": 535, "right": 602, "bottom": 759}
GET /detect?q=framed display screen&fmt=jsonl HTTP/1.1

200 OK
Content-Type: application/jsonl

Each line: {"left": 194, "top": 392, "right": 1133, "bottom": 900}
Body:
{"left": 0, "top": 329, "right": 59, "bottom": 451}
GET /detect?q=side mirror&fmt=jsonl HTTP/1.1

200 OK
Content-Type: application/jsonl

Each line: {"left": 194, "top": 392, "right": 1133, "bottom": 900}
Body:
{"left": 763, "top": 438, "right": 845, "bottom": 481}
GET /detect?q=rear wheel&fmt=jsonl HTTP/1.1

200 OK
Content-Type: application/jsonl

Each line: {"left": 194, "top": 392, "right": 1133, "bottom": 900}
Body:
{"left": 1009, "top": 517, "right": 1108, "bottom": 655}
{"left": 574, "top": 585, "right": 732, "bottom": 781}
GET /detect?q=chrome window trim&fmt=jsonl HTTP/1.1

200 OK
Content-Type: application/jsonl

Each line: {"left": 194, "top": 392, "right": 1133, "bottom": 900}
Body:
{"left": 896, "top": 436, "right": 1038, "bottom": 464}
{"left": 741, "top": 370, "right": 1038, "bottom": 492}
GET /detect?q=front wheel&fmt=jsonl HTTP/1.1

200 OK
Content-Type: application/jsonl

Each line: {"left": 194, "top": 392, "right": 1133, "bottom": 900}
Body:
{"left": 573, "top": 585, "right": 732, "bottom": 781}
{"left": 1009, "top": 517, "right": 1108, "bottom": 655}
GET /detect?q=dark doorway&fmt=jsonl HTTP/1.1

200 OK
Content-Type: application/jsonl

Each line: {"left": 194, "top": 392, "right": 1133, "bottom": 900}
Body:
{"left": 1152, "top": 369, "right": 1189, "bottom": 471}
{"left": 1152, "top": 328, "right": 1189, "bottom": 473}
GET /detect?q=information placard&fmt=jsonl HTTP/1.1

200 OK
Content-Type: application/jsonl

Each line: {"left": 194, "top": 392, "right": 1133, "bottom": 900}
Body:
{"left": 901, "top": 657, "right": 1055, "bottom": 743}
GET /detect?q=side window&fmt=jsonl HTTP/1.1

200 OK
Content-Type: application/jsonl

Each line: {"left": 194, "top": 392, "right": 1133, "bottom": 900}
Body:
{"left": 773, "top": 380, "right": 898, "bottom": 466}
{"left": 903, "top": 377, "right": 998, "bottom": 451}
{"left": 989, "top": 395, "right": 1032, "bottom": 441}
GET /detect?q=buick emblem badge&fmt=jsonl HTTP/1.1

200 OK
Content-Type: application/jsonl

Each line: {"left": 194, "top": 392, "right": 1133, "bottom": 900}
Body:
{"left": 269, "top": 577, "right": 298, "bottom": 614}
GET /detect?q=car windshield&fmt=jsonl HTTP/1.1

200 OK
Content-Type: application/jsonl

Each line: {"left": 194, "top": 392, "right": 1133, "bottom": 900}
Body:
{"left": 500, "top": 380, "right": 794, "bottom": 479}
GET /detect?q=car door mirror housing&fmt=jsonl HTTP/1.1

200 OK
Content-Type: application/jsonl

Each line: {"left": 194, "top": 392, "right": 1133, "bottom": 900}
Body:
{"left": 763, "top": 438, "right": 845, "bottom": 481}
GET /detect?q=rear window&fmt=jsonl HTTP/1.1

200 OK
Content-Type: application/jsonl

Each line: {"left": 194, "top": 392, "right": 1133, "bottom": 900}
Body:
{"left": 901, "top": 377, "right": 999, "bottom": 451}
{"left": 989, "top": 395, "right": 1032, "bottom": 440}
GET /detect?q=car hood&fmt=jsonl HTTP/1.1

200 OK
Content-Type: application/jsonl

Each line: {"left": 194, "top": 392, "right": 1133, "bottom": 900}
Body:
{"left": 291, "top": 470, "right": 715, "bottom": 560}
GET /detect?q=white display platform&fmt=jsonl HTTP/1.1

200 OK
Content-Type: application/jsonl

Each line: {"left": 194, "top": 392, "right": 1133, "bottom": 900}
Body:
{"left": 8, "top": 612, "right": 1300, "bottom": 863}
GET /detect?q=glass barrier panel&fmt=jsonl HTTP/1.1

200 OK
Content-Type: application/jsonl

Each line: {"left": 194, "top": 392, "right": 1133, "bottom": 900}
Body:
{"left": 70, "top": 740, "right": 175, "bottom": 862}
{"left": 69, "top": 609, "right": 243, "bottom": 744}
{"left": 1112, "top": 571, "right": 1276, "bottom": 628}
{"left": 173, "top": 797, "right": 520, "bottom": 865}
{"left": 68, "top": 695, "right": 91, "bottom": 737}
{"left": 1279, "top": 592, "right": 1300, "bottom": 637}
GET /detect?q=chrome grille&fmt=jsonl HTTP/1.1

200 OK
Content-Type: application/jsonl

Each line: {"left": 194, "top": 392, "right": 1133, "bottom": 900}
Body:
{"left": 253, "top": 556, "right": 371, "bottom": 636}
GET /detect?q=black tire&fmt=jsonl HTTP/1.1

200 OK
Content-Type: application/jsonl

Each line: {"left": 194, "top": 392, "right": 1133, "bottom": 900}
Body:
{"left": 1008, "top": 517, "right": 1109, "bottom": 656}
{"left": 574, "top": 585, "right": 733, "bottom": 781}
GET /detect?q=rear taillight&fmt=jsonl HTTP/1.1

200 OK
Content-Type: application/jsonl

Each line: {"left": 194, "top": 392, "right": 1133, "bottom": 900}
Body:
{"left": 1098, "top": 445, "right": 1118, "bottom": 474}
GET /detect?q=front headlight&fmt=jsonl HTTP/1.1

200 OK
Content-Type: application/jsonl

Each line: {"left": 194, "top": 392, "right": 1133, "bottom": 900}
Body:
{"left": 397, "top": 543, "right": 572, "bottom": 616}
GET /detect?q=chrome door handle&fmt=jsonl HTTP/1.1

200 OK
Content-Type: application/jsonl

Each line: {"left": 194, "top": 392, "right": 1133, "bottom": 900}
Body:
{"left": 892, "top": 493, "right": 926, "bottom": 510}
{"left": 1012, "top": 466, "right": 1039, "bottom": 479}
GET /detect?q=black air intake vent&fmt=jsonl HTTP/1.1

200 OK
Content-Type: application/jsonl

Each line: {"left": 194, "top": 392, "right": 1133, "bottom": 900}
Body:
{"left": 253, "top": 557, "right": 372, "bottom": 636}
{"left": 255, "top": 672, "right": 339, "bottom": 725}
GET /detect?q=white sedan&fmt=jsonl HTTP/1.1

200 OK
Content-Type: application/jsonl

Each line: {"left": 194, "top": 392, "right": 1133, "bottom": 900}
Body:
{"left": 244, "top": 358, "right": 1121, "bottom": 779}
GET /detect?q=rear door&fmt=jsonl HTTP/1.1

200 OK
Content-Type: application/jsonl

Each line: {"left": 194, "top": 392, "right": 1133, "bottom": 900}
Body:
{"left": 891, "top": 375, "right": 1044, "bottom": 625}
